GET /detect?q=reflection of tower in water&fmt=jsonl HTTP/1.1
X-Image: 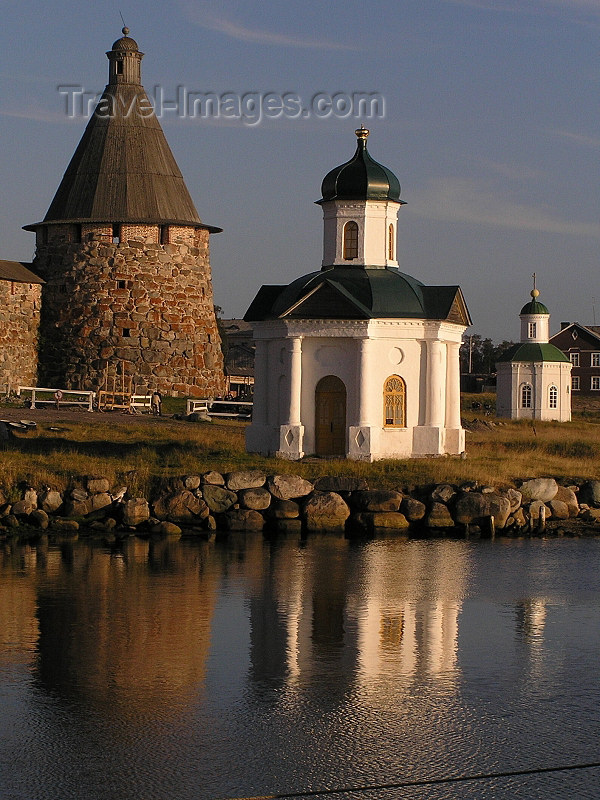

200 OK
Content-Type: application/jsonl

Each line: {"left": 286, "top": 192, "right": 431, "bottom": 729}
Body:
{"left": 33, "top": 539, "right": 218, "bottom": 726}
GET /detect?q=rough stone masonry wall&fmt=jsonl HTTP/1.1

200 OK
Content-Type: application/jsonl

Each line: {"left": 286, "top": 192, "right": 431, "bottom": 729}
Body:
{"left": 0, "top": 281, "right": 41, "bottom": 393}
{"left": 33, "top": 230, "right": 225, "bottom": 397}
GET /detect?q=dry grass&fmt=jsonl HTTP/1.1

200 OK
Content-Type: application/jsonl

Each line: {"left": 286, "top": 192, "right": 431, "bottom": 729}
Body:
{"left": 2, "top": 394, "right": 600, "bottom": 495}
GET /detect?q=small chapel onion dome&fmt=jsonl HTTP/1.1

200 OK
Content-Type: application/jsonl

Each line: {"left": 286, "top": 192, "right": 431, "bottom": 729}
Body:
{"left": 317, "top": 127, "right": 405, "bottom": 205}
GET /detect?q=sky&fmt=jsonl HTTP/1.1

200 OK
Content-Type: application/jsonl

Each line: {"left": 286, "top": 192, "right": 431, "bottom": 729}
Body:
{"left": 1, "top": 0, "right": 599, "bottom": 342}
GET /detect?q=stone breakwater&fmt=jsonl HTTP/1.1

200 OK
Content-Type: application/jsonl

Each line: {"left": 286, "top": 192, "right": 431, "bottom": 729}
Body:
{"left": 2, "top": 472, "right": 600, "bottom": 540}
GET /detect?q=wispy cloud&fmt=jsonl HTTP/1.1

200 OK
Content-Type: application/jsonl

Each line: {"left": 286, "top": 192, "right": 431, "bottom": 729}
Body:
{"left": 440, "top": 0, "right": 600, "bottom": 24}
{"left": 415, "top": 177, "right": 600, "bottom": 237}
{"left": 0, "top": 108, "right": 77, "bottom": 124}
{"left": 552, "top": 129, "right": 600, "bottom": 149}
{"left": 180, "top": 1, "right": 352, "bottom": 50}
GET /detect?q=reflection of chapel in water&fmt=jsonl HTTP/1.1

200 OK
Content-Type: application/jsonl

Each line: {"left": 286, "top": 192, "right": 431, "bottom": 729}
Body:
{"left": 247, "top": 537, "right": 471, "bottom": 692}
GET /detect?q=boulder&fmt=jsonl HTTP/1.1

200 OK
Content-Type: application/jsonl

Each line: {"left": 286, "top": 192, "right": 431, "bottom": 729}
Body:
{"left": 70, "top": 487, "right": 89, "bottom": 502}
{"left": 351, "top": 511, "right": 409, "bottom": 533}
{"left": 303, "top": 492, "right": 350, "bottom": 531}
{"left": 23, "top": 488, "right": 38, "bottom": 507}
{"left": 555, "top": 486, "right": 579, "bottom": 517}
{"left": 527, "top": 500, "right": 550, "bottom": 522}
{"left": 520, "top": 478, "right": 558, "bottom": 503}
{"left": 122, "top": 498, "right": 150, "bottom": 527}
{"left": 239, "top": 488, "right": 271, "bottom": 511}
{"left": 313, "top": 476, "right": 368, "bottom": 492}
{"left": 50, "top": 518, "right": 80, "bottom": 532}
{"left": 267, "top": 474, "right": 313, "bottom": 500}
{"left": 267, "top": 518, "right": 303, "bottom": 534}
{"left": 184, "top": 475, "right": 201, "bottom": 490}
{"left": 154, "top": 521, "right": 182, "bottom": 537}
{"left": 201, "top": 471, "right": 225, "bottom": 486}
{"left": 453, "top": 491, "right": 511, "bottom": 528}
{"left": 88, "top": 493, "right": 112, "bottom": 513}
{"left": 201, "top": 484, "right": 237, "bottom": 513}
{"left": 578, "top": 481, "right": 600, "bottom": 508}
{"left": 30, "top": 509, "right": 49, "bottom": 529}
{"left": 505, "top": 488, "right": 523, "bottom": 513}
{"left": 219, "top": 509, "right": 265, "bottom": 531}
{"left": 86, "top": 477, "right": 110, "bottom": 494}
{"left": 226, "top": 470, "right": 266, "bottom": 491}
{"left": 425, "top": 502, "right": 455, "bottom": 528}
{"left": 153, "top": 490, "right": 209, "bottom": 522}
{"left": 430, "top": 484, "right": 456, "bottom": 504}
{"left": 548, "top": 499, "right": 569, "bottom": 520}
{"left": 11, "top": 500, "right": 34, "bottom": 517}
{"left": 269, "top": 500, "right": 300, "bottom": 519}
{"left": 400, "top": 497, "right": 426, "bottom": 522}
{"left": 39, "top": 490, "right": 63, "bottom": 514}
{"left": 352, "top": 490, "right": 403, "bottom": 512}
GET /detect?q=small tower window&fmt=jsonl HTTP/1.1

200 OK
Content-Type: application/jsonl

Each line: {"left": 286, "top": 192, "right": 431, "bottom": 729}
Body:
{"left": 122, "top": 328, "right": 131, "bottom": 338}
{"left": 116, "top": 60, "right": 124, "bottom": 75}
{"left": 528, "top": 322, "right": 536, "bottom": 338}
{"left": 549, "top": 385, "right": 558, "bottom": 408}
{"left": 160, "top": 225, "right": 169, "bottom": 244}
{"left": 521, "top": 383, "right": 532, "bottom": 409}
{"left": 112, "top": 224, "right": 121, "bottom": 244}
{"left": 388, "top": 223, "right": 394, "bottom": 260}
{"left": 117, "top": 280, "right": 126, "bottom": 289}
{"left": 383, "top": 375, "right": 406, "bottom": 427}
{"left": 343, "top": 221, "right": 359, "bottom": 260}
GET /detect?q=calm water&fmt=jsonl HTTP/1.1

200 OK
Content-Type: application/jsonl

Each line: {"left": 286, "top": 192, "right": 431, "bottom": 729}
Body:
{"left": 0, "top": 533, "right": 599, "bottom": 800}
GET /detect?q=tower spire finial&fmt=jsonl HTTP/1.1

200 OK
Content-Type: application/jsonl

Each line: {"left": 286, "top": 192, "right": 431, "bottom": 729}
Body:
{"left": 531, "top": 272, "right": 539, "bottom": 299}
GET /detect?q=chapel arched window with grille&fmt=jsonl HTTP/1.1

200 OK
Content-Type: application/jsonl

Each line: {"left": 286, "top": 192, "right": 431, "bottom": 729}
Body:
{"left": 521, "top": 383, "right": 532, "bottom": 409}
{"left": 383, "top": 375, "right": 406, "bottom": 427}
{"left": 343, "top": 221, "right": 359, "bottom": 260}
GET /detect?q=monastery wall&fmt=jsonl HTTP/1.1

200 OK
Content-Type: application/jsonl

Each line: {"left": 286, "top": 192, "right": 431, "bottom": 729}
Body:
{"left": 0, "top": 280, "right": 41, "bottom": 393}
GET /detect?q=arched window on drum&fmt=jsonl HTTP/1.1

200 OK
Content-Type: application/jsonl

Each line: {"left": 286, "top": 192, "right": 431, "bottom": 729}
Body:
{"left": 383, "top": 375, "right": 406, "bottom": 427}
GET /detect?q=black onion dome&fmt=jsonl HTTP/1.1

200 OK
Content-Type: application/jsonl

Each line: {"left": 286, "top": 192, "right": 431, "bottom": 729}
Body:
{"left": 318, "top": 127, "right": 404, "bottom": 204}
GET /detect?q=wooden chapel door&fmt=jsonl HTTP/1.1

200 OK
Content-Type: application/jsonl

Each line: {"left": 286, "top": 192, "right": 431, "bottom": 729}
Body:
{"left": 315, "top": 375, "right": 346, "bottom": 456}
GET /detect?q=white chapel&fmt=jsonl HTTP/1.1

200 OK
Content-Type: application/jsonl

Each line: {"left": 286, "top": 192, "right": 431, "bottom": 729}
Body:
{"left": 244, "top": 128, "right": 471, "bottom": 461}
{"left": 496, "top": 285, "right": 571, "bottom": 421}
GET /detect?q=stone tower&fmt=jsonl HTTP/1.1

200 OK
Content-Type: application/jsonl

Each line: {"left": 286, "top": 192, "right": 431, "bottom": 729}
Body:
{"left": 25, "top": 28, "right": 225, "bottom": 397}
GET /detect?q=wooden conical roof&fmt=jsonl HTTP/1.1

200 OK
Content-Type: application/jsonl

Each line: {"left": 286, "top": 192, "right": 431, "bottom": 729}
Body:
{"left": 29, "top": 30, "right": 214, "bottom": 230}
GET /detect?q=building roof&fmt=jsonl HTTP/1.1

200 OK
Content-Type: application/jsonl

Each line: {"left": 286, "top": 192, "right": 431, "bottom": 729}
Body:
{"left": 25, "top": 30, "right": 220, "bottom": 233}
{"left": 318, "top": 127, "right": 404, "bottom": 205}
{"left": 0, "top": 260, "right": 44, "bottom": 284}
{"left": 520, "top": 299, "right": 549, "bottom": 315}
{"left": 496, "top": 342, "right": 569, "bottom": 363}
{"left": 245, "top": 266, "right": 471, "bottom": 325}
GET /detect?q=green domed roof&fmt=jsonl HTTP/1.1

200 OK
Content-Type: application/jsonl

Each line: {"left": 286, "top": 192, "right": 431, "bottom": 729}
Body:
{"left": 318, "top": 128, "right": 403, "bottom": 204}
{"left": 520, "top": 288, "right": 548, "bottom": 315}
{"left": 496, "top": 343, "right": 569, "bottom": 363}
{"left": 520, "top": 299, "right": 549, "bottom": 315}
{"left": 245, "top": 266, "right": 471, "bottom": 325}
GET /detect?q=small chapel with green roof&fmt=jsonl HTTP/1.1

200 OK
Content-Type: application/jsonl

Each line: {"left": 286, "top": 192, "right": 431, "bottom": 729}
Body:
{"left": 496, "top": 285, "right": 571, "bottom": 421}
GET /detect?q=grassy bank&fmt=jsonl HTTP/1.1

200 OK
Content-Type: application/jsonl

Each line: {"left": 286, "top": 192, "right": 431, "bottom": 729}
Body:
{"left": 2, "top": 393, "right": 600, "bottom": 495}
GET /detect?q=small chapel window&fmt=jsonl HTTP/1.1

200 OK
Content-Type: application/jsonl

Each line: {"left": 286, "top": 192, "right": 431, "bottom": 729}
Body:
{"left": 528, "top": 322, "right": 536, "bottom": 338}
{"left": 549, "top": 385, "right": 558, "bottom": 408}
{"left": 521, "top": 384, "right": 532, "bottom": 409}
{"left": 343, "top": 221, "right": 359, "bottom": 260}
{"left": 383, "top": 375, "right": 406, "bottom": 427}
{"left": 388, "top": 223, "right": 394, "bottom": 260}
{"left": 112, "top": 224, "right": 121, "bottom": 244}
